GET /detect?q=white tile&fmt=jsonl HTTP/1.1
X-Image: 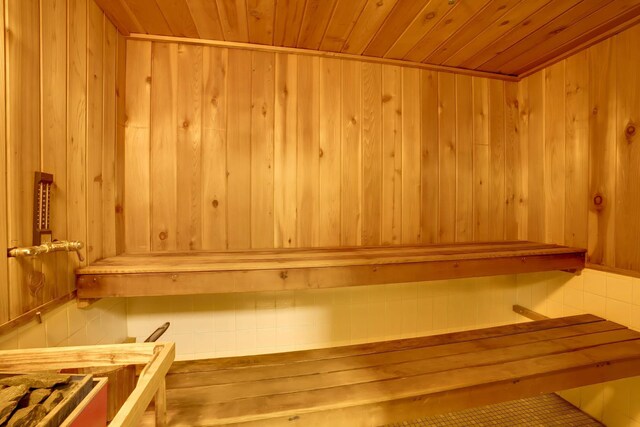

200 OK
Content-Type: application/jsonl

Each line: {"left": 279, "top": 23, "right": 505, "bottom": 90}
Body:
{"left": 45, "top": 306, "right": 69, "bottom": 347}
{"left": 214, "top": 331, "right": 236, "bottom": 353}
{"left": 584, "top": 293, "right": 606, "bottom": 318}
{"left": 67, "top": 304, "right": 88, "bottom": 335}
{"left": 193, "top": 331, "right": 215, "bottom": 354}
{"left": 18, "top": 323, "right": 46, "bottom": 349}
{"left": 86, "top": 315, "right": 103, "bottom": 345}
{"left": 236, "top": 329, "right": 257, "bottom": 353}
{"left": 584, "top": 269, "right": 607, "bottom": 297}
{"left": 633, "top": 278, "right": 640, "bottom": 306}
{"left": 606, "top": 299, "right": 632, "bottom": 326}
{"left": 67, "top": 328, "right": 88, "bottom": 346}
{"left": 607, "top": 273, "right": 634, "bottom": 302}
{"left": 580, "top": 384, "right": 604, "bottom": 420}
{"left": 564, "top": 287, "right": 584, "bottom": 310}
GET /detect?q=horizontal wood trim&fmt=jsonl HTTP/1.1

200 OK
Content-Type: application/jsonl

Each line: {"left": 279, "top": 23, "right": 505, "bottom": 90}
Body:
{"left": 139, "top": 315, "right": 640, "bottom": 426}
{"left": 0, "top": 291, "right": 76, "bottom": 337}
{"left": 76, "top": 242, "right": 586, "bottom": 298}
{"left": 585, "top": 262, "right": 640, "bottom": 280}
{"left": 126, "top": 33, "right": 521, "bottom": 82}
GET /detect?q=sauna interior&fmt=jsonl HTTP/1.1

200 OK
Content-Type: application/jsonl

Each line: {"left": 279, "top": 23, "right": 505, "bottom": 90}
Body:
{"left": 1, "top": 0, "right": 640, "bottom": 425}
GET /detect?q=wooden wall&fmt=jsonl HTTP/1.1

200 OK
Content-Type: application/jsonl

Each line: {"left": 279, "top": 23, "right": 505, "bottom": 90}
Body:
{"left": 518, "top": 23, "right": 640, "bottom": 273}
{"left": 0, "top": 0, "right": 124, "bottom": 325}
{"left": 123, "top": 41, "right": 525, "bottom": 253}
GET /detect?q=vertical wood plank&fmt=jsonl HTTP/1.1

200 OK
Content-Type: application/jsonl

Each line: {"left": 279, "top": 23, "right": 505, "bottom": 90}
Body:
{"left": 318, "top": 58, "right": 341, "bottom": 246}
{"left": 361, "top": 62, "right": 382, "bottom": 246}
{"left": 488, "top": 79, "right": 506, "bottom": 241}
{"left": 102, "top": 21, "right": 118, "bottom": 258}
{"left": 202, "top": 47, "right": 228, "bottom": 250}
{"left": 7, "top": 0, "right": 42, "bottom": 316}
{"left": 250, "top": 51, "right": 275, "bottom": 248}
{"left": 588, "top": 39, "right": 616, "bottom": 266}
{"left": 274, "top": 53, "right": 297, "bottom": 248}
{"left": 505, "top": 81, "right": 527, "bottom": 240}
{"left": 342, "top": 60, "right": 362, "bottom": 246}
{"left": 87, "top": 1, "right": 104, "bottom": 263}
{"left": 296, "top": 55, "right": 320, "bottom": 247}
{"left": 564, "top": 51, "right": 589, "bottom": 249}
{"left": 381, "top": 65, "right": 402, "bottom": 245}
{"left": 438, "top": 73, "right": 456, "bottom": 243}
{"left": 176, "top": 44, "right": 203, "bottom": 250}
{"left": 543, "top": 61, "right": 566, "bottom": 245}
{"left": 124, "top": 40, "right": 152, "bottom": 253}
{"left": 149, "top": 42, "right": 178, "bottom": 252}
{"left": 226, "top": 49, "right": 252, "bottom": 249}
{"left": 0, "top": 0, "right": 8, "bottom": 322}
{"left": 615, "top": 25, "right": 640, "bottom": 270}
{"left": 115, "top": 32, "right": 127, "bottom": 255}
{"left": 455, "top": 75, "right": 473, "bottom": 242}
{"left": 472, "top": 77, "right": 489, "bottom": 241}
{"left": 40, "top": 0, "right": 68, "bottom": 297}
{"left": 401, "top": 67, "right": 420, "bottom": 244}
{"left": 526, "top": 72, "right": 546, "bottom": 243}
{"left": 67, "top": 0, "right": 88, "bottom": 288}
{"left": 421, "top": 70, "right": 439, "bottom": 244}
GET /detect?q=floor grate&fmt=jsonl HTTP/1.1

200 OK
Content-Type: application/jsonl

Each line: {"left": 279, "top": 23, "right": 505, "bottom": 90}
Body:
{"left": 384, "top": 394, "right": 603, "bottom": 426}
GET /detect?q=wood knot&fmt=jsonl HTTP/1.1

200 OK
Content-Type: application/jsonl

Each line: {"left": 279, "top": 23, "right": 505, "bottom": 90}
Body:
{"left": 625, "top": 123, "right": 636, "bottom": 139}
{"left": 381, "top": 94, "right": 392, "bottom": 103}
{"left": 500, "top": 20, "right": 509, "bottom": 26}
{"left": 592, "top": 106, "right": 598, "bottom": 115}
{"left": 159, "top": 231, "right": 168, "bottom": 241}
{"left": 350, "top": 116, "right": 357, "bottom": 125}
{"left": 182, "top": 120, "right": 190, "bottom": 129}
{"left": 145, "top": 76, "right": 152, "bottom": 84}
{"left": 280, "top": 271, "right": 288, "bottom": 280}
{"left": 550, "top": 26, "right": 566, "bottom": 35}
{"left": 593, "top": 193, "right": 604, "bottom": 209}
{"left": 319, "top": 148, "right": 324, "bottom": 158}
{"left": 376, "top": 0, "right": 383, "bottom": 7}
{"left": 212, "top": 199, "right": 219, "bottom": 208}
{"left": 115, "top": 204, "right": 123, "bottom": 213}
{"left": 424, "top": 12, "right": 436, "bottom": 21}
{"left": 170, "top": 274, "right": 178, "bottom": 281}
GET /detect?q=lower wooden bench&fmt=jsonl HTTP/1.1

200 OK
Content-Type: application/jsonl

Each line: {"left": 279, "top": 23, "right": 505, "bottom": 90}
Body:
{"left": 144, "top": 314, "right": 640, "bottom": 426}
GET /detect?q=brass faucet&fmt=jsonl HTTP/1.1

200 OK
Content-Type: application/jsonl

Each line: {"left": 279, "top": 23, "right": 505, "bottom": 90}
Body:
{"left": 8, "top": 240, "right": 84, "bottom": 262}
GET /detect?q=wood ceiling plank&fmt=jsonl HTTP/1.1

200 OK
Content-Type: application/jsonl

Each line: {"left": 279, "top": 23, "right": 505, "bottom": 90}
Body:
{"left": 424, "top": 0, "right": 523, "bottom": 65}
{"left": 273, "top": 0, "right": 307, "bottom": 47}
{"left": 482, "top": 0, "right": 624, "bottom": 74}
{"left": 216, "top": 0, "right": 250, "bottom": 42}
{"left": 185, "top": 0, "right": 225, "bottom": 40}
{"left": 297, "top": 0, "right": 338, "bottom": 49}
{"left": 362, "top": 0, "right": 434, "bottom": 57}
{"left": 384, "top": 0, "right": 455, "bottom": 59}
{"left": 93, "top": 0, "right": 143, "bottom": 34}
{"left": 462, "top": 0, "right": 579, "bottom": 69}
{"left": 122, "top": 0, "right": 172, "bottom": 35}
{"left": 247, "top": 0, "right": 276, "bottom": 45}
{"left": 507, "top": 2, "right": 640, "bottom": 75}
{"left": 404, "top": 0, "right": 490, "bottom": 62}
{"left": 319, "top": 0, "right": 368, "bottom": 52}
{"left": 154, "top": 0, "right": 199, "bottom": 38}
{"left": 342, "top": 0, "right": 400, "bottom": 55}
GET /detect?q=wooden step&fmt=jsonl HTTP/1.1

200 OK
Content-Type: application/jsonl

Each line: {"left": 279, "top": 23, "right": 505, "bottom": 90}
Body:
{"left": 76, "top": 241, "right": 585, "bottom": 298}
{"left": 142, "top": 314, "right": 640, "bottom": 426}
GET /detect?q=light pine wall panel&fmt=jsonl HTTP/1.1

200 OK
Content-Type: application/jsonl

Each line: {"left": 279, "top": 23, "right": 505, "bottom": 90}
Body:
{"left": 1, "top": 0, "right": 121, "bottom": 323}
{"left": 518, "top": 23, "right": 640, "bottom": 274}
{"left": 123, "top": 41, "right": 516, "bottom": 253}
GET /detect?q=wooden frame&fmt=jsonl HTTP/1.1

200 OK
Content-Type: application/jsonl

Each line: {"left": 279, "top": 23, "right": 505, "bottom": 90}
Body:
{"left": 76, "top": 241, "right": 586, "bottom": 300}
{"left": 0, "top": 342, "right": 175, "bottom": 427}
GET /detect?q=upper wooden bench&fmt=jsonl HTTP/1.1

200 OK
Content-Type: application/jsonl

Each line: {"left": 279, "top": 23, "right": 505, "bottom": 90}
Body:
{"left": 76, "top": 241, "right": 585, "bottom": 299}
{"left": 140, "top": 314, "right": 640, "bottom": 426}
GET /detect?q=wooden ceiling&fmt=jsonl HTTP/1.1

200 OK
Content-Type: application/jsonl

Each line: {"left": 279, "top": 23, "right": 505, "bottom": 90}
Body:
{"left": 95, "top": 0, "right": 640, "bottom": 77}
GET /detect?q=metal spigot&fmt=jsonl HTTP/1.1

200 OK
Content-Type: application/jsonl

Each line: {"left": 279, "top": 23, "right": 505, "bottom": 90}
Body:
{"left": 7, "top": 240, "right": 85, "bottom": 262}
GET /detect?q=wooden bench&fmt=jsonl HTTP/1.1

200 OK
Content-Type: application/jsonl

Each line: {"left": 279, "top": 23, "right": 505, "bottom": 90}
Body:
{"left": 140, "top": 314, "right": 640, "bottom": 426}
{"left": 76, "top": 241, "right": 585, "bottom": 301}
